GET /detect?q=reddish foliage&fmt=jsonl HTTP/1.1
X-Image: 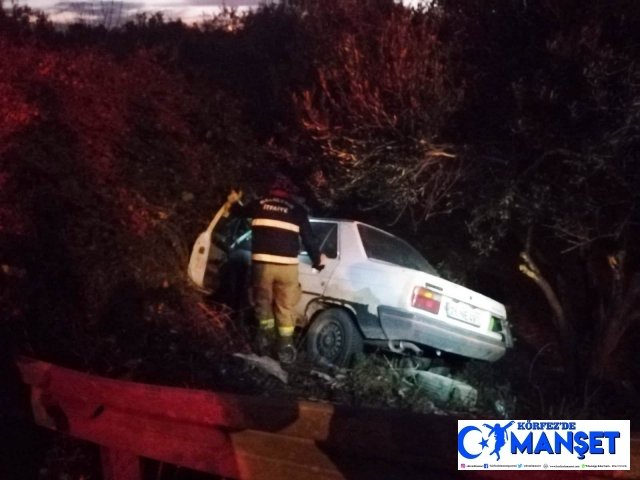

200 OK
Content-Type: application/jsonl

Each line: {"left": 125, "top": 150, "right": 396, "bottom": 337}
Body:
{"left": 0, "top": 33, "right": 249, "bottom": 345}
{"left": 0, "top": 78, "right": 35, "bottom": 236}
{"left": 0, "top": 39, "right": 210, "bottom": 238}
{"left": 0, "top": 82, "right": 39, "bottom": 145}
{"left": 0, "top": 204, "right": 27, "bottom": 235}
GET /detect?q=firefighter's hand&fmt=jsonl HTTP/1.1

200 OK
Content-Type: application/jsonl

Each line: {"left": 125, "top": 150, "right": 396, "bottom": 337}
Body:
{"left": 313, "top": 254, "right": 328, "bottom": 272}
{"left": 227, "top": 189, "right": 242, "bottom": 205}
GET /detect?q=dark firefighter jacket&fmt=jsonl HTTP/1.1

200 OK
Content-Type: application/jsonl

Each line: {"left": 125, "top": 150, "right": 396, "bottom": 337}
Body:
{"left": 230, "top": 191, "right": 323, "bottom": 267}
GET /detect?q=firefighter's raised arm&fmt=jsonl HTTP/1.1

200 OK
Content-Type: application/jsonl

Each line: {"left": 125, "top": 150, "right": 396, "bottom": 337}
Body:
{"left": 226, "top": 189, "right": 249, "bottom": 217}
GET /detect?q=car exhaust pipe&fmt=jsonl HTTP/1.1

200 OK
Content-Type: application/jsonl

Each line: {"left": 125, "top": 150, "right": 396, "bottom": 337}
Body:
{"left": 387, "top": 340, "right": 423, "bottom": 356}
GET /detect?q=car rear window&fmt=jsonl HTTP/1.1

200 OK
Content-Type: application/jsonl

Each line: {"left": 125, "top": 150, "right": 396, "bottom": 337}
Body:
{"left": 357, "top": 224, "right": 438, "bottom": 275}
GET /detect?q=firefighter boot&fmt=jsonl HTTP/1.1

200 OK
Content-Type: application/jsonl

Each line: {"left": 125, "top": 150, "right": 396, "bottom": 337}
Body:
{"left": 277, "top": 334, "right": 297, "bottom": 364}
{"left": 255, "top": 322, "right": 277, "bottom": 358}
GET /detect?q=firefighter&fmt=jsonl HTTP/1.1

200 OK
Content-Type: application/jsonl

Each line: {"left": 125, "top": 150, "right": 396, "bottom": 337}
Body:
{"left": 226, "top": 176, "right": 326, "bottom": 363}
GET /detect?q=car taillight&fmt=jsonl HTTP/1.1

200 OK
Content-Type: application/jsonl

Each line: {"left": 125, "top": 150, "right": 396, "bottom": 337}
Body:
{"left": 411, "top": 286, "right": 442, "bottom": 314}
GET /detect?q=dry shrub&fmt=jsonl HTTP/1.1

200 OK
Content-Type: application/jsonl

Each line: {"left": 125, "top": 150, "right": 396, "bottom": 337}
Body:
{"left": 289, "top": 1, "right": 466, "bottom": 220}
{"left": 0, "top": 34, "right": 254, "bottom": 364}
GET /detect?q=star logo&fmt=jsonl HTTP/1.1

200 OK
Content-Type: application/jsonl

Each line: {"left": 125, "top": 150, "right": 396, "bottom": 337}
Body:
{"left": 458, "top": 422, "right": 514, "bottom": 462}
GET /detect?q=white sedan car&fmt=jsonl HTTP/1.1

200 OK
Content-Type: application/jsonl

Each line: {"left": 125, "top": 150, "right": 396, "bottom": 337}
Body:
{"left": 213, "top": 219, "right": 513, "bottom": 367}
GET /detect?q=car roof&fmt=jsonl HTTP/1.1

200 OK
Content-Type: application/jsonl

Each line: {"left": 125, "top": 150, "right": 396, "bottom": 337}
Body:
{"left": 310, "top": 218, "right": 392, "bottom": 235}
{"left": 310, "top": 218, "right": 354, "bottom": 223}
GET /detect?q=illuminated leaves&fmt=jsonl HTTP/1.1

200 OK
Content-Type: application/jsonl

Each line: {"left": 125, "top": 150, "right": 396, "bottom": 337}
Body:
{"left": 289, "top": 2, "right": 464, "bottom": 220}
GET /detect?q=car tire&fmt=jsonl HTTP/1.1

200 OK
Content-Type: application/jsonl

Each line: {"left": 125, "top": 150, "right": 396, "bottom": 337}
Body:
{"left": 306, "top": 308, "right": 363, "bottom": 368}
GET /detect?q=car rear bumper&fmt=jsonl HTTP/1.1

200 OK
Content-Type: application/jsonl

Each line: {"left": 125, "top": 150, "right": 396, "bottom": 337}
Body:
{"left": 377, "top": 306, "right": 507, "bottom": 362}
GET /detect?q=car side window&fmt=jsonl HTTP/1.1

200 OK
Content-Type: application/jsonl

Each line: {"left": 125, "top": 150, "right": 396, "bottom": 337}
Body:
{"left": 234, "top": 220, "right": 338, "bottom": 257}
{"left": 300, "top": 222, "right": 338, "bottom": 259}
{"left": 216, "top": 217, "right": 251, "bottom": 250}
{"left": 235, "top": 231, "right": 252, "bottom": 251}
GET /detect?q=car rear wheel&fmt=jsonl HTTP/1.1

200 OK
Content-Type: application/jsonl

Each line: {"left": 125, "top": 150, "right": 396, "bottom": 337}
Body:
{"left": 306, "top": 308, "right": 363, "bottom": 367}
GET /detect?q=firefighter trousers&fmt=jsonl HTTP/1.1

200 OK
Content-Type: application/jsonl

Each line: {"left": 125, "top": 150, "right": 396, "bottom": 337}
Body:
{"left": 251, "top": 262, "right": 302, "bottom": 338}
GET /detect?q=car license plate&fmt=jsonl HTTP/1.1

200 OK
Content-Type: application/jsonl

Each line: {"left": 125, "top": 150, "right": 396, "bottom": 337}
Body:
{"left": 446, "top": 302, "right": 482, "bottom": 327}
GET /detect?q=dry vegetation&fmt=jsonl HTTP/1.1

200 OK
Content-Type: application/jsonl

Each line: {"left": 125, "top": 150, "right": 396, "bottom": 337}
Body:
{"left": 1, "top": 0, "right": 639, "bottom": 426}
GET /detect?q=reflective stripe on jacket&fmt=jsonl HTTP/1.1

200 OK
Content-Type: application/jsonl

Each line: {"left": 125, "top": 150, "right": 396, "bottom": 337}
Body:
{"left": 230, "top": 192, "right": 322, "bottom": 266}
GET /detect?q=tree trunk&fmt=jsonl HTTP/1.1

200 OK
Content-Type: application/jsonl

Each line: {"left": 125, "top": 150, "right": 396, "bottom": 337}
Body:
{"left": 519, "top": 251, "right": 579, "bottom": 391}
{"left": 591, "top": 271, "right": 640, "bottom": 380}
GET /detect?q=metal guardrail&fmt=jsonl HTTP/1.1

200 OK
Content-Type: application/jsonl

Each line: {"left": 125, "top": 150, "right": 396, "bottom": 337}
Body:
{"left": 15, "top": 356, "right": 640, "bottom": 480}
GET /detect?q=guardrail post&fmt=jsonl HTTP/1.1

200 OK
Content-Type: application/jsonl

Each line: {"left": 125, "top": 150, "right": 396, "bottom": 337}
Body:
{"left": 101, "top": 446, "right": 142, "bottom": 480}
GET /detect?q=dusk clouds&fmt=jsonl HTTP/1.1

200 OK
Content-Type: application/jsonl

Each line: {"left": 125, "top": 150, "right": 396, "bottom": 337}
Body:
{"left": 20, "top": 0, "right": 426, "bottom": 25}
{"left": 25, "top": 0, "right": 273, "bottom": 23}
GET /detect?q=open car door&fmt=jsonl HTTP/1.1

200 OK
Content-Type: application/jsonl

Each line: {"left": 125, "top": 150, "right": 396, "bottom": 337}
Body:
{"left": 203, "top": 216, "right": 251, "bottom": 302}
